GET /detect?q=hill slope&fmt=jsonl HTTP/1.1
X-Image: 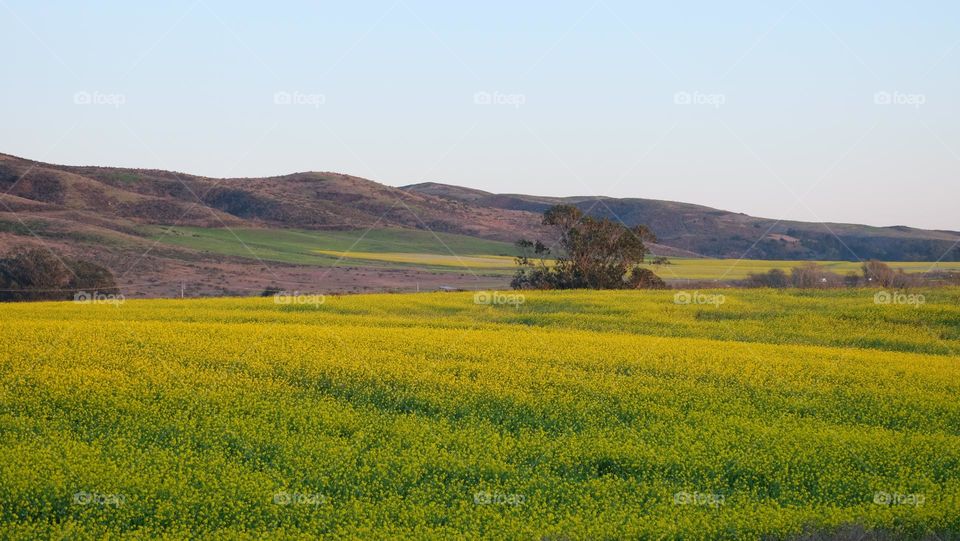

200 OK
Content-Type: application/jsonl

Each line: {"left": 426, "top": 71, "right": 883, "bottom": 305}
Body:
{"left": 0, "top": 152, "right": 957, "bottom": 299}
{"left": 404, "top": 183, "right": 960, "bottom": 261}
{"left": 0, "top": 154, "right": 543, "bottom": 242}
{"left": 0, "top": 153, "right": 544, "bottom": 296}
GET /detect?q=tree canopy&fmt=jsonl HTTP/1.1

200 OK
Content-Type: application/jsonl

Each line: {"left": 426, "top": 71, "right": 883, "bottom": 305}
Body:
{"left": 511, "top": 205, "right": 664, "bottom": 290}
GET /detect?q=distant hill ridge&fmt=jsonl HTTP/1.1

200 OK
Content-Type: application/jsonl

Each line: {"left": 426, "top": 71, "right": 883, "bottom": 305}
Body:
{"left": 403, "top": 182, "right": 960, "bottom": 261}
{"left": 0, "top": 152, "right": 956, "bottom": 262}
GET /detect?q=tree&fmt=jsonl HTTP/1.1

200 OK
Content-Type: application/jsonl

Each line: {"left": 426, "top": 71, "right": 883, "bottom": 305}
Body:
{"left": 789, "top": 263, "right": 842, "bottom": 288}
{"left": 511, "top": 205, "right": 664, "bottom": 290}
{"left": 843, "top": 271, "right": 861, "bottom": 287}
{"left": 862, "top": 260, "right": 898, "bottom": 288}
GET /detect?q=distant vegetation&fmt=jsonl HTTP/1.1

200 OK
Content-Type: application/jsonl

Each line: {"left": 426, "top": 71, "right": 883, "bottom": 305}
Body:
{"left": 104, "top": 171, "right": 140, "bottom": 185}
{"left": 512, "top": 205, "right": 665, "bottom": 290}
{"left": 151, "top": 226, "right": 960, "bottom": 281}
{"left": 0, "top": 248, "right": 117, "bottom": 302}
{"left": 674, "top": 229, "right": 960, "bottom": 262}
{"left": 742, "top": 259, "right": 959, "bottom": 289}
{"left": 153, "top": 226, "right": 519, "bottom": 266}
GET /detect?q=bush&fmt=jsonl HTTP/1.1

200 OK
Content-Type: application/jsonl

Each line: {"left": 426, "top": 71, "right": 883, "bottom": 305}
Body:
{"left": 843, "top": 272, "right": 862, "bottom": 287}
{"left": 791, "top": 263, "right": 844, "bottom": 288}
{"left": 260, "top": 286, "right": 282, "bottom": 297}
{"left": 862, "top": 260, "right": 896, "bottom": 287}
{"left": 862, "top": 259, "right": 915, "bottom": 288}
{"left": 627, "top": 267, "right": 667, "bottom": 289}
{"left": 745, "top": 269, "right": 789, "bottom": 288}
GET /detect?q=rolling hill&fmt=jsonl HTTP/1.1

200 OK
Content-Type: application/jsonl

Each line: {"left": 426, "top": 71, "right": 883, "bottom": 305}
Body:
{"left": 0, "top": 152, "right": 957, "bottom": 298}
{"left": 402, "top": 182, "right": 960, "bottom": 261}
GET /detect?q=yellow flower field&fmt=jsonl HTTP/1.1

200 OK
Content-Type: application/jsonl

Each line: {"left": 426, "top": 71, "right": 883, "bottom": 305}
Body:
{"left": 1, "top": 289, "right": 958, "bottom": 539}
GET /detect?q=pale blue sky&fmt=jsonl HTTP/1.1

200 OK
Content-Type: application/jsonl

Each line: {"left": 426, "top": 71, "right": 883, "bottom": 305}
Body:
{"left": 2, "top": 1, "right": 958, "bottom": 230}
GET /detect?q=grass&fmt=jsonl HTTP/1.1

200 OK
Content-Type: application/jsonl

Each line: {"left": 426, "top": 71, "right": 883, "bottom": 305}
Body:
{"left": 149, "top": 226, "right": 519, "bottom": 269}
{"left": 0, "top": 218, "right": 48, "bottom": 236}
{"left": 313, "top": 250, "right": 518, "bottom": 269}
{"left": 1, "top": 288, "right": 959, "bottom": 539}
{"left": 149, "top": 226, "right": 960, "bottom": 280}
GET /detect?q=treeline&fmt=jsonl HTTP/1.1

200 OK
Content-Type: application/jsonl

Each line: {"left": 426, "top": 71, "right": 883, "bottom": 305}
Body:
{"left": 740, "top": 260, "right": 959, "bottom": 289}
{"left": 512, "top": 205, "right": 960, "bottom": 292}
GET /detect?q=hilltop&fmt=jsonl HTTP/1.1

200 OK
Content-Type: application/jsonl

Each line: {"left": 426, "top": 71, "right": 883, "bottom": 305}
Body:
{"left": 403, "top": 182, "right": 960, "bottom": 261}
{"left": 0, "top": 152, "right": 956, "bottom": 297}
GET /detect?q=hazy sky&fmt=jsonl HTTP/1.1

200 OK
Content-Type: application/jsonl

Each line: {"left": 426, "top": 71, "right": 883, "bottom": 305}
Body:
{"left": 2, "top": 1, "right": 958, "bottom": 230}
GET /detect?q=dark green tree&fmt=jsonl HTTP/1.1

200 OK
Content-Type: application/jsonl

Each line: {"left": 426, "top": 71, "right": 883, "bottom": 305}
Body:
{"left": 512, "top": 205, "right": 664, "bottom": 290}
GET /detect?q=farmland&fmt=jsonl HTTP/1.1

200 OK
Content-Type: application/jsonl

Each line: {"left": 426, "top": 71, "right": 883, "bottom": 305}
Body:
{"left": 1, "top": 289, "right": 959, "bottom": 539}
{"left": 643, "top": 258, "right": 960, "bottom": 282}
{"left": 150, "top": 226, "right": 960, "bottom": 282}
{"left": 149, "top": 226, "right": 520, "bottom": 269}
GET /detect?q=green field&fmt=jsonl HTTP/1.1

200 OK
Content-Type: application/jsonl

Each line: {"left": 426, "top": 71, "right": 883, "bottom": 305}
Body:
{"left": 313, "top": 250, "right": 519, "bottom": 269}
{"left": 1, "top": 289, "right": 959, "bottom": 539}
{"left": 151, "top": 226, "right": 960, "bottom": 281}
{"left": 150, "top": 226, "right": 519, "bottom": 270}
